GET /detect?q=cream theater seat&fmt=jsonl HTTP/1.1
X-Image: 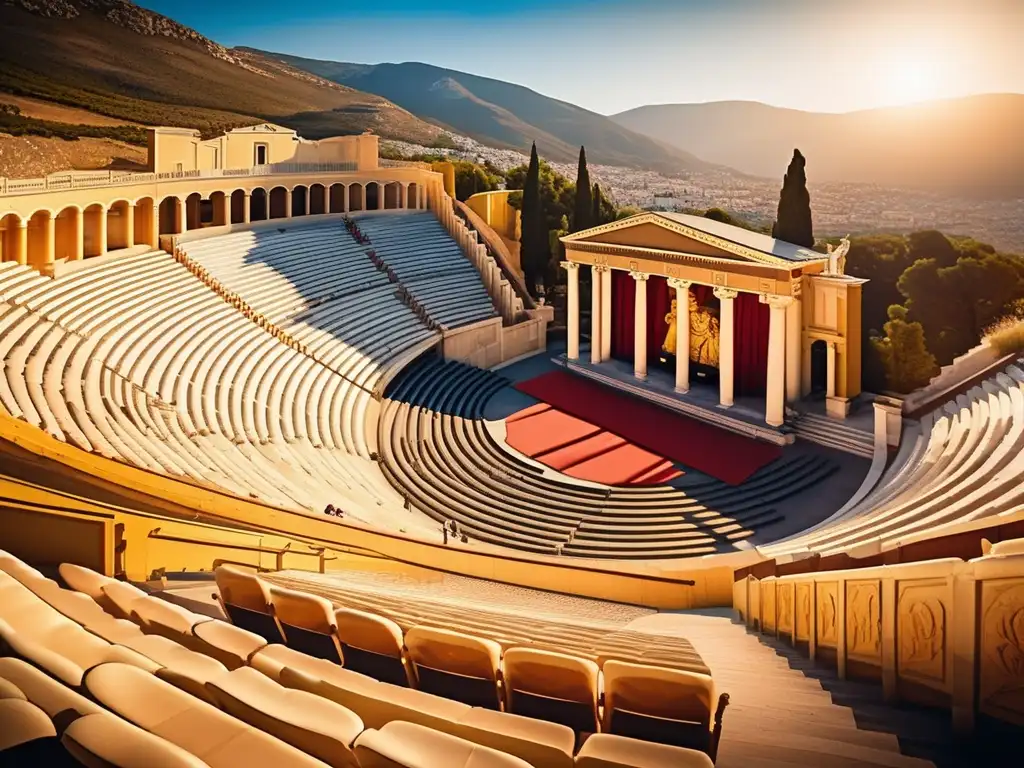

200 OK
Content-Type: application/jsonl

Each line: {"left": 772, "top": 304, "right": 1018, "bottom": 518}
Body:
{"left": 601, "top": 661, "right": 727, "bottom": 759}
{"left": 0, "top": 697, "right": 61, "bottom": 762}
{"left": 404, "top": 626, "right": 503, "bottom": 709}
{"left": 501, "top": 647, "right": 600, "bottom": 735}
{"left": 100, "top": 580, "right": 149, "bottom": 620}
{"left": 62, "top": 712, "right": 214, "bottom": 768}
{"left": 353, "top": 720, "right": 533, "bottom": 768}
{"left": 213, "top": 565, "right": 283, "bottom": 644}
{"left": 267, "top": 585, "right": 342, "bottom": 663}
{"left": 575, "top": 733, "right": 715, "bottom": 768}
{"left": 334, "top": 607, "right": 413, "bottom": 687}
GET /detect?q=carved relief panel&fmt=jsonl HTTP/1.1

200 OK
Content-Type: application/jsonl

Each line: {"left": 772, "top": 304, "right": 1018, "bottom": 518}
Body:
{"left": 896, "top": 579, "right": 950, "bottom": 689}
{"left": 979, "top": 578, "right": 1024, "bottom": 725}
{"left": 795, "top": 583, "right": 813, "bottom": 643}
{"left": 762, "top": 580, "right": 777, "bottom": 633}
{"left": 846, "top": 580, "right": 882, "bottom": 665}
{"left": 815, "top": 581, "right": 839, "bottom": 648}
{"left": 777, "top": 583, "right": 794, "bottom": 636}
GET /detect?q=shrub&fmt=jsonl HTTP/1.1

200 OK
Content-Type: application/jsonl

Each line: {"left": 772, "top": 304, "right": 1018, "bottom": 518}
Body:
{"left": 984, "top": 316, "right": 1024, "bottom": 356}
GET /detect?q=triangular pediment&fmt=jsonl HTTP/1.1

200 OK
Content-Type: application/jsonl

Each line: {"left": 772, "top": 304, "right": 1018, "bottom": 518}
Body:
{"left": 562, "top": 213, "right": 824, "bottom": 269}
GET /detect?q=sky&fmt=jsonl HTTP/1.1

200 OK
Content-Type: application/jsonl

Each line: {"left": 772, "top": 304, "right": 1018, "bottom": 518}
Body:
{"left": 141, "top": 0, "right": 1023, "bottom": 116}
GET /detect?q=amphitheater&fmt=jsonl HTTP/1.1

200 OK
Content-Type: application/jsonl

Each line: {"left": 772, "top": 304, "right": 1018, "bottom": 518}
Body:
{"left": 0, "top": 124, "right": 1021, "bottom": 768}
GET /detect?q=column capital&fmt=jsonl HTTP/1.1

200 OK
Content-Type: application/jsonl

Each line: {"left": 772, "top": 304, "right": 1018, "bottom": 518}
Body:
{"left": 630, "top": 270, "right": 649, "bottom": 282}
{"left": 667, "top": 277, "right": 692, "bottom": 291}
{"left": 713, "top": 286, "right": 738, "bottom": 301}
{"left": 760, "top": 293, "right": 794, "bottom": 309}
{"left": 560, "top": 260, "right": 580, "bottom": 272}
{"left": 16, "top": 218, "right": 27, "bottom": 229}
{"left": 592, "top": 264, "right": 610, "bottom": 274}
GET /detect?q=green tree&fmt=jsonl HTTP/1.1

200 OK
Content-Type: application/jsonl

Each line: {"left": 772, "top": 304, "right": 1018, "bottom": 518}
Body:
{"left": 451, "top": 160, "right": 503, "bottom": 202}
{"left": 519, "top": 143, "right": 549, "bottom": 297}
{"left": 771, "top": 149, "right": 814, "bottom": 247}
{"left": 871, "top": 305, "right": 939, "bottom": 394}
{"left": 591, "top": 183, "right": 617, "bottom": 226}
{"left": 572, "top": 146, "right": 592, "bottom": 233}
{"left": 616, "top": 205, "right": 644, "bottom": 220}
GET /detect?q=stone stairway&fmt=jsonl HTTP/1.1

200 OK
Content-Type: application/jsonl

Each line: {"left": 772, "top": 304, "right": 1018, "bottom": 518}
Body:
{"left": 627, "top": 609, "right": 1007, "bottom": 768}
{"left": 792, "top": 411, "right": 874, "bottom": 458}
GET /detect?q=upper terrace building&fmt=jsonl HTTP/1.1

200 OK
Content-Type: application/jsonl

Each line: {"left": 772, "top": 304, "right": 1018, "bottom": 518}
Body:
{"left": 0, "top": 124, "right": 433, "bottom": 277}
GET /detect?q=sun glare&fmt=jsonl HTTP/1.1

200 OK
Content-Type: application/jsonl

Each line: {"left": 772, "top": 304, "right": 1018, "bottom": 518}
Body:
{"left": 882, "top": 53, "right": 943, "bottom": 106}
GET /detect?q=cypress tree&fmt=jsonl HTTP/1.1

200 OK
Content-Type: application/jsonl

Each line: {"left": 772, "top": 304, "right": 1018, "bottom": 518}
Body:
{"left": 771, "top": 149, "right": 815, "bottom": 247}
{"left": 520, "top": 142, "right": 547, "bottom": 296}
{"left": 591, "top": 183, "right": 603, "bottom": 226}
{"left": 572, "top": 146, "right": 592, "bottom": 233}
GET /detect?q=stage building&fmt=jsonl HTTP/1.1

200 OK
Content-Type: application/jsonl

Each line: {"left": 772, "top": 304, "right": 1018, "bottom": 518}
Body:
{"left": 560, "top": 212, "right": 866, "bottom": 435}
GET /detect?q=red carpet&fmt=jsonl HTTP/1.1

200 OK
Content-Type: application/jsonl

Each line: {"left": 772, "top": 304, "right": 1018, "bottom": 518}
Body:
{"left": 505, "top": 406, "right": 681, "bottom": 487}
{"left": 511, "top": 370, "right": 781, "bottom": 485}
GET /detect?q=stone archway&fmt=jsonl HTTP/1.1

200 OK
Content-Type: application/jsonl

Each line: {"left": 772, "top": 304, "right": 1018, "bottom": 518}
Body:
{"left": 158, "top": 197, "right": 179, "bottom": 236}
{"left": 365, "top": 182, "right": 380, "bottom": 211}
{"left": 0, "top": 213, "right": 26, "bottom": 264}
{"left": 269, "top": 187, "right": 288, "bottom": 219}
{"left": 26, "top": 210, "right": 53, "bottom": 271}
{"left": 250, "top": 189, "right": 268, "bottom": 222}
{"left": 55, "top": 206, "right": 83, "bottom": 262}
{"left": 229, "top": 190, "right": 247, "bottom": 224}
{"left": 185, "top": 193, "right": 203, "bottom": 230}
{"left": 106, "top": 200, "right": 133, "bottom": 250}
{"left": 309, "top": 184, "right": 326, "bottom": 215}
{"left": 83, "top": 203, "right": 107, "bottom": 257}
{"left": 348, "top": 183, "right": 364, "bottom": 213}
{"left": 133, "top": 197, "right": 155, "bottom": 248}
{"left": 407, "top": 182, "right": 419, "bottom": 210}
{"left": 291, "top": 185, "right": 308, "bottom": 217}
{"left": 383, "top": 182, "right": 401, "bottom": 210}
{"left": 209, "top": 191, "right": 229, "bottom": 227}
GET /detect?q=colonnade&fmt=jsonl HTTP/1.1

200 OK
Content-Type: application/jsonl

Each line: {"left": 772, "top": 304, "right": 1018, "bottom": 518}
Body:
{"left": 562, "top": 262, "right": 803, "bottom": 428}
{"left": 0, "top": 179, "right": 426, "bottom": 276}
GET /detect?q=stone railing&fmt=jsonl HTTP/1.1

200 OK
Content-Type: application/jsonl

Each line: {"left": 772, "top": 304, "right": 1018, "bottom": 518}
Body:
{"left": 0, "top": 162, "right": 360, "bottom": 197}
{"left": 733, "top": 540, "right": 1024, "bottom": 734}
{"left": 379, "top": 159, "right": 433, "bottom": 171}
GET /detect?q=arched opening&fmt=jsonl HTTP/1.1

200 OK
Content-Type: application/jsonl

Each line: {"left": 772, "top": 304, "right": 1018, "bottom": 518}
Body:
{"left": 250, "top": 189, "right": 268, "bottom": 222}
{"left": 54, "top": 206, "right": 81, "bottom": 262}
{"left": 348, "top": 183, "right": 364, "bottom": 213}
{"left": 329, "top": 184, "right": 346, "bottom": 214}
{"left": 269, "top": 187, "right": 288, "bottom": 219}
{"left": 185, "top": 193, "right": 204, "bottom": 230}
{"left": 810, "top": 340, "right": 828, "bottom": 396}
{"left": 83, "top": 204, "right": 107, "bottom": 257}
{"left": 158, "top": 197, "right": 179, "bottom": 235}
{"left": 27, "top": 210, "right": 52, "bottom": 271}
{"left": 0, "top": 213, "right": 24, "bottom": 264}
{"left": 291, "top": 185, "right": 308, "bottom": 217}
{"left": 407, "top": 183, "right": 419, "bottom": 210}
{"left": 309, "top": 184, "right": 326, "bottom": 215}
{"left": 365, "top": 182, "right": 380, "bottom": 211}
{"left": 133, "top": 197, "right": 155, "bottom": 247}
{"left": 230, "top": 190, "right": 247, "bottom": 224}
{"left": 210, "top": 191, "right": 228, "bottom": 227}
{"left": 106, "top": 200, "right": 132, "bottom": 250}
{"left": 383, "top": 182, "right": 401, "bottom": 210}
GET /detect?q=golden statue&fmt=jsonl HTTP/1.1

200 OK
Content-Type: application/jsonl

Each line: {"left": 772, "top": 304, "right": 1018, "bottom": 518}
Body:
{"left": 661, "top": 290, "right": 720, "bottom": 367}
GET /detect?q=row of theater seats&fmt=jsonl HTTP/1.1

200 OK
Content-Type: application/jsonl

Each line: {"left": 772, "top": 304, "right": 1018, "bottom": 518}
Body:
{"left": 0, "top": 551, "right": 718, "bottom": 767}
{"left": 378, "top": 356, "right": 837, "bottom": 558}
{"left": 351, "top": 214, "right": 498, "bottom": 330}
{"left": 762, "top": 361, "right": 1024, "bottom": 557}
{"left": 0, "top": 256, "right": 435, "bottom": 535}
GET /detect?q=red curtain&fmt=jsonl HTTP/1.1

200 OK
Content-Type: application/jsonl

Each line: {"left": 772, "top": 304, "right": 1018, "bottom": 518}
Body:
{"left": 608, "top": 274, "right": 768, "bottom": 396}
{"left": 734, "top": 292, "right": 769, "bottom": 396}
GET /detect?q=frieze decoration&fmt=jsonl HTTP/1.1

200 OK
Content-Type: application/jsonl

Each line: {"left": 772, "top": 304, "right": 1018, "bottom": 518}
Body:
{"left": 559, "top": 212, "right": 814, "bottom": 267}
{"left": 846, "top": 581, "right": 882, "bottom": 663}
{"left": 758, "top": 278, "right": 777, "bottom": 294}
{"left": 712, "top": 271, "right": 727, "bottom": 286}
{"left": 666, "top": 264, "right": 680, "bottom": 278}
{"left": 816, "top": 582, "right": 839, "bottom": 647}
{"left": 628, "top": 260, "right": 639, "bottom": 272}
{"left": 795, "top": 583, "right": 812, "bottom": 642}
{"left": 778, "top": 583, "right": 794, "bottom": 634}
{"left": 762, "top": 581, "right": 777, "bottom": 632}
{"left": 979, "top": 580, "right": 1024, "bottom": 723}
{"left": 897, "top": 584, "right": 947, "bottom": 684}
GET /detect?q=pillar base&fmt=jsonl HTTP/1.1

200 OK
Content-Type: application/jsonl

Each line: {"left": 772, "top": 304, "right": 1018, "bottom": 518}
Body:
{"left": 674, "top": 386, "right": 689, "bottom": 395}
{"left": 826, "top": 396, "right": 851, "bottom": 419}
{"left": 717, "top": 402, "right": 734, "bottom": 410}
{"left": 634, "top": 372, "right": 648, "bottom": 381}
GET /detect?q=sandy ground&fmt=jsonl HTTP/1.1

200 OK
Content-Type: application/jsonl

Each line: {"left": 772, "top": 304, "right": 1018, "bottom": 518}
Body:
{"left": 0, "top": 134, "right": 148, "bottom": 179}
{"left": 0, "top": 94, "right": 142, "bottom": 127}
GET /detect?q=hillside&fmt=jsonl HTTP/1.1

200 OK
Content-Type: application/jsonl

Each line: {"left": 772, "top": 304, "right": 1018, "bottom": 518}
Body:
{"left": 240, "top": 49, "right": 710, "bottom": 172}
{"left": 0, "top": 0, "right": 445, "bottom": 147}
{"left": 611, "top": 96, "right": 1024, "bottom": 198}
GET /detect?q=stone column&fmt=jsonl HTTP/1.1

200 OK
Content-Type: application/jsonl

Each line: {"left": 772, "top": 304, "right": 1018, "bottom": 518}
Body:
{"left": 591, "top": 266, "right": 605, "bottom": 364}
{"left": 401, "top": 184, "right": 409, "bottom": 209}
{"left": 284, "top": 188, "right": 293, "bottom": 219}
{"left": 96, "top": 207, "right": 108, "bottom": 257}
{"left": 242, "top": 194, "right": 251, "bottom": 224}
{"left": 632, "top": 270, "right": 649, "bottom": 380}
{"left": 176, "top": 199, "right": 187, "bottom": 235}
{"left": 668, "top": 278, "right": 692, "bottom": 392}
{"left": 600, "top": 267, "right": 612, "bottom": 362}
{"left": 763, "top": 295, "right": 792, "bottom": 428}
{"left": 125, "top": 203, "right": 135, "bottom": 248}
{"left": 43, "top": 213, "right": 56, "bottom": 274}
{"left": 826, "top": 341, "right": 837, "bottom": 398}
{"left": 216, "top": 194, "right": 229, "bottom": 227}
{"left": 714, "top": 287, "right": 738, "bottom": 407}
{"left": 74, "top": 208, "right": 85, "bottom": 260}
{"left": 786, "top": 292, "right": 802, "bottom": 402}
{"left": 15, "top": 220, "right": 27, "bottom": 265}
{"left": 562, "top": 261, "right": 580, "bottom": 360}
